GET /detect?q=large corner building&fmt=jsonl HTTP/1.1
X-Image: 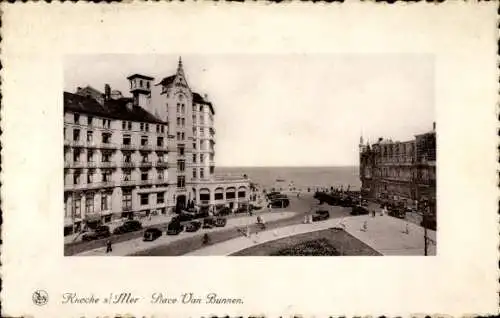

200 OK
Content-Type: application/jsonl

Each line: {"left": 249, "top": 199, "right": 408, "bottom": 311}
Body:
{"left": 64, "top": 58, "right": 250, "bottom": 234}
{"left": 359, "top": 124, "right": 436, "bottom": 211}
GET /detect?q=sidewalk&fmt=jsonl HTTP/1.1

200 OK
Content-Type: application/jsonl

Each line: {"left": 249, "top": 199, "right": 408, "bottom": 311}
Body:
{"left": 64, "top": 214, "right": 174, "bottom": 244}
{"left": 75, "top": 211, "right": 297, "bottom": 256}
{"left": 185, "top": 214, "right": 436, "bottom": 256}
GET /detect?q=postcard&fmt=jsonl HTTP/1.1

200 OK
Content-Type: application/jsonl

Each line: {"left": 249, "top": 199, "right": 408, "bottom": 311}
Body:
{"left": 1, "top": 2, "right": 498, "bottom": 317}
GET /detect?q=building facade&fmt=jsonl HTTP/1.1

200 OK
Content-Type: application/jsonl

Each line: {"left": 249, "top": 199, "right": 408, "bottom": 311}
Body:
{"left": 64, "top": 58, "right": 250, "bottom": 234}
{"left": 359, "top": 124, "right": 436, "bottom": 209}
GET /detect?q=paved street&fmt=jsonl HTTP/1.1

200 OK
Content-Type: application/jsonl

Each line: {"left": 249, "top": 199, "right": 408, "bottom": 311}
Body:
{"left": 186, "top": 214, "right": 436, "bottom": 256}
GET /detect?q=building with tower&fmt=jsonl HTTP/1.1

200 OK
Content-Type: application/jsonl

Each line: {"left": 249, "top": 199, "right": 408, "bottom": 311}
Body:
{"left": 64, "top": 57, "right": 250, "bottom": 235}
{"left": 359, "top": 123, "right": 436, "bottom": 211}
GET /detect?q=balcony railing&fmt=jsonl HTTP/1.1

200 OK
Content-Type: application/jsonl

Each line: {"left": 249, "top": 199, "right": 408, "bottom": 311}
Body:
{"left": 139, "top": 162, "right": 153, "bottom": 168}
{"left": 138, "top": 179, "right": 154, "bottom": 185}
{"left": 99, "top": 161, "right": 114, "bottom": 168}
{"left": 64, "top": 181, "right": 115, "bottom": 191}
{"left": 120, "top": 180, "right": 137, "bottom": 187}
{"left": 65, "top": 140, "right": 86, "bottom": 148}
{"left": 121, "top": 161, "right": 135, "bottom": 168}
{"left": 156, "top": 161, "right": 169, "bottom": 168}
{"left": 98, "top": 142, "right": 118, "bottom": 149}
{"left": 121, "top": 144, "right": 135, "bottom": 150}
{"left": 155, "top": 144, "right": 168, "bottom": 151}
{"left": 71, "top": 161, "right": 86, "bottom": 169}
{"left": 139, "top": 144, "right": 154, "bottom": 151}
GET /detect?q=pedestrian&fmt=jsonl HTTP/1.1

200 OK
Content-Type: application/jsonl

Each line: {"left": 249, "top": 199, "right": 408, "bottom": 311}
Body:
{"left": 203, "top": 233, "right": 210, "bottom": 245}
{"left": 404, "top": 222, "right": 410, "bottom": 234}
{"left": 245, "top": 225, "right": 250, "bottom": 237}
{"left": 361, "top": 220, "right": 368, "bottom": 232}
{"left": 105, "top": 239, "right": 112, "bottom": 253}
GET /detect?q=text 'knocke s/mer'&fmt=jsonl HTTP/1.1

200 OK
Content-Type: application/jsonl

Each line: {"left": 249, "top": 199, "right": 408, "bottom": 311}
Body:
{"left": 62, "top": 292, "right": 140, "bottom": 304}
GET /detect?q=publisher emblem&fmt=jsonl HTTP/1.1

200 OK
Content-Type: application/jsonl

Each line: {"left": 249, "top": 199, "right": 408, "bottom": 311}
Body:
{"left": 32, "top": 290, "right": 48, "bottom": 306}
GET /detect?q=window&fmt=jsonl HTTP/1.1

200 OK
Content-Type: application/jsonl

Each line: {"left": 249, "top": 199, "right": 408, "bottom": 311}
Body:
{"left": 140, "top": 194, "right": 149, "bottom": 206}
{"left": 128, "top": 122, "right": 132, "bottom": 130}
{"left": 73, "top": 172, "right": 81, "bottom": 184}
{"left": 181, "top": 118, "right": 185, "bottom": 127}
{"left": 181, "top": 132, "right": 185, "bottom": 140}
{"left": 74, "top": 199, "right": 81, "bottom": 217}
{"left": 141, "top": 171, "right": 148, "bottom": 181}
{"left": 88, "top": 116, "right": 93, "bottom": 126}
{"left": 193, "top": 169, "right": 197, "bottom": 179}
{"left": 73, "top": 129, "right": 80, "bottom": 141}
{"left": 85, "top": 194, "right": 94, "bottom": 213}
{"left": 182, "top": 104, "right": 185, "bottom": 113}
{"left": 122, "top": 121, "right": 126, "bottom": 130}
{"left": 102, "top": 132, "right": 111, "bottom": 144}
{"left": 177, "top": 175, "right": 185, "bottom": 188}
{"left": 87, "top": 170, "right": 94, "bottom": 183}
{"left": 215, "top": 193, "right": 223, "bottom": 200}
{"left": 141, "top": 136, "right": 148, "bottom": 146}
{"left": 87, "top": 150, "right": 94, "bottom": 162}
{"left": 177, "top": 103, "right": 180, "bottom": 113}
{"left": 161, "top": 125, "right": 165, "bottom": 133}
{"left": 102, "top": 152, "right": 111, "bottom": 162}
{"left": 192, "top": 154, "right": 196, "bottom": 163}
{"left": 199, "top": 105, "right": 203, "bottom": 112}
{"left": 122, "top": 191, "right": 132, "bottom": 210}
{"left": 176, "top": 132, "right": 180, "bottom": 140}
{"left": 157, "top": 169, "right": 164, "bottom": 180}
{"left": 226, "top": 191, "right": 235, "bottom": 199}
{"left": 140, "top": 123, "right": 145, "bottom": 131}
{"left": 140, "top": 80, "right": 143, "bottom": 88}
{"left": 123, "top": 134, "right": 131, "bottom": 145}
{"left": 74, "top": 113, "right": 80, "bottom": 124}
{"left": 176, "top": 117, "right": 180, "bottom": 126}
{"left": 178, "top": 145, "right": 185, "bottom": 156}
{"left": 209, "top": 166, "right": 215, "bottom": 175}
{"left": 157, "top": 137, "right": 164, "bottom": 147}
{"left": 200, "top": 168, "right": 204, "bottom": 179}
{"left": 145, "top": 123, "right": 149, "bottom": 132}
{"left": 102, "top": 170, "right": 112, "bottom": 182}
{"left": 124, "top": 153, "right": 132, "bottom": 162}
{"left": 157, "top": 192, "right": 165, "bottom": 204}
{"left": 141, "top": 153, "right": 148, "bottom": 163}
{"left": 193, "top": 142, "right": 196, "bottom": 150}
{"left": 238, "top": 191, "right": 246, "bottom": 198}
{"left": 200, "top": 154, "right": 204, "bottom": 163}
{"left": 156, "top": 125, "right": 160, "bottom": 133}
{"left": 73, "top": 149, "right": 81, "bottom": 162}
{"left": 123, "top": 170, "right": 131, "bottom": 181}
{"left": 177, "top": 160, "right": 185, "bottom": 172}
{"left": 147, "top": 81, "right": 150, "bottom": 89}
{"left": 192, "top": 115, "right": 196, "bottom": 123}
{"left": 86, "top": 131, "right": 93, "bottom": 142}
{"left": 101, "top": 193, "right": 109, "bottom": 210}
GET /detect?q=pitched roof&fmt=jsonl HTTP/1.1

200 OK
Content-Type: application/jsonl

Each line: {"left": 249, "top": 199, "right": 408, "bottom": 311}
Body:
{"left": 192, "top": 92, "right": 215, "bottom": 115}
{"left": 158, "top": 75, "right": 176, "bottom": 87}
{"left": 64, "top": 92, "right": 166, "bottom": 124}
{"left": 127, "top": 74, "right": 154, "bottom": 80}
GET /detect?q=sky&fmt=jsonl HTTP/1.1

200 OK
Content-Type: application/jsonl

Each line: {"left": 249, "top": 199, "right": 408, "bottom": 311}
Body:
{"left": 64, "top": 54, "right": 435, "bottom": 167}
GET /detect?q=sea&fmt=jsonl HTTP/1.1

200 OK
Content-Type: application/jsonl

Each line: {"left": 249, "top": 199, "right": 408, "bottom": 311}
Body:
{"left": 216, "top": 166, "right": 361, "bottom": 192}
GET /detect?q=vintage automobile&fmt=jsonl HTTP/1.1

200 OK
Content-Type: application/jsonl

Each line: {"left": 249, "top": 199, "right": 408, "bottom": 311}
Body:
{"left": 203, "top": 217, "right": 228, "bottom": 229}
{"left": 388, "top": 207, "right": 406, "bottom": 219}
{"left": 270, "top": 198, "right": 290, "bottom": 208}
{"left": 215, "top": 206, "right": 232, "bottom": 216}
{"left": 143, "top": 227, "right": 163, "bottom": 241}
{"left": 185, "top": 221, "right": 202, "bottom": 232}
{"left": 112, "top": 220, "right": 143, "bottom": 235}
{"left": 81, "top": 225, "right": 111, "bottom": 241}
{"left": 351, "top": 205, "right": 369, "bottom": 216}
{"left": 166, "top": 220, "right": 184, "bottom": 235}
{"left": 312, "top": 210, "right": 330, "bottom": 222}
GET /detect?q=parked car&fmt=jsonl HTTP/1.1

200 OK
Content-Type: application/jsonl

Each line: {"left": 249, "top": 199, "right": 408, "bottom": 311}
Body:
{"left": 112, "top": 220, "right": 142, "bottom": 235}
{"left": 215, "top": 206, "right": 232, "bottom": 216}
{"left": 203, "top": 217, "right": 228, "bottom": 229}
{"left": 388, "top": 208, "right": 406, "bottom": 219}
{"left": 339, "top": 196, "right": 354, "bottom": 207}
{"left": 351, "top": 205, "right": 369, "bottom": 216}
{"left": 235, "top": 205, "right": 249, "bottom": 214}
{"left": 250, "top": 204, "right": 262, "bottom": 211}
{"left": 166, "top": 220, "right": 184, "bottom": 235}
{"left": 174, "top": 213, "right": 195, "bottom": 222}
{"left": 270, "top": 198, "right": 290, "bottom": 208}
{"left": 81, "top": 225, "right": 110, "bottom": 241}
{"left": 185, "top": 221, "right": 202, "bottom": 232}
{"left": 312, "top": 210, "right": 330, "bottom": 222}
{"left": 143, "top": 227, "right": 163, "bottom": 241}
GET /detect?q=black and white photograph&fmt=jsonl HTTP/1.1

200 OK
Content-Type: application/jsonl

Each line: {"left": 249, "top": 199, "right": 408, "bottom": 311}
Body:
{"left": 63, "top": 54, "right": 436, "bottom": 257}
{"left": 2, "top": 3, "right": 497, "bottom": 317}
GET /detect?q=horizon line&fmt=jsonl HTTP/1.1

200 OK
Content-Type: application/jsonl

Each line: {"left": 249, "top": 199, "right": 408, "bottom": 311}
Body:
{"left": 216, "top": 165, "right": 360, "bottom": 168}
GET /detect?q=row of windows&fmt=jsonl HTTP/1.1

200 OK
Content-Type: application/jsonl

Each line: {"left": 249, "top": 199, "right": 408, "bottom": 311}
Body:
{"left": 130, "top": 79, "right": 151, "bottom": 90}
{"left": 71, "top": 113, "right": 167, "bottom": 134}
{"left": 70, "top": 128, "right": 166, "bottom": 147}
{"left": 140, "top": 192, "right": 165, "bottom": 206}
{"left": 70, "top": 149, "right": 166, "bottom": 162}
{"left": 69, "top": 168, "right": 167, "bottom": 185}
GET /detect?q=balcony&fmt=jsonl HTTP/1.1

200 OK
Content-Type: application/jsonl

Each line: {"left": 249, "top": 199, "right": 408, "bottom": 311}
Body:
{"left": 120, "top": 180, "right": 138, "bottom": 187}
{"left": 138, "top": 179, "right": 154, "bottom": 185}
{"left": 99, "top": 161, "right": 115, "bottom": 168}
{"left": 139, "top": 162, "right": 153, "bottom": 168}
{"left": 139, "top": 144, "right": 153, "bottom": 151}
{"left": 121, "top": 161, "right": 135, "bottom": 168}
{"left": 71, "top": 161, "right": 86, "bottom": 169}
{"left": 98, "top": 142, "right": 118, "bottom": 150}
{"left": 121, "top": 144, "right": 135, "bottom": 151}
{"left": 66, "top": 140, "right": 86, "bottom": 148}
{"left": 87, "top": 161, "right": 98, "bottom": 168}
{"left": 156, "top": 161, "right": 169, "bottom": 168}
{"left": 88, "top": 181, "right": 115, "bottom": 189}
{"left": 155, "top": 144, "right": 168, "bottom": 151}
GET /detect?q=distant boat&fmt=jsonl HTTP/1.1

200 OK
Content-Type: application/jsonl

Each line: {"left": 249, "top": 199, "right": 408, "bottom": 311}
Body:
{"left": 276, "top": 178, "right": 285, "bottom": 182}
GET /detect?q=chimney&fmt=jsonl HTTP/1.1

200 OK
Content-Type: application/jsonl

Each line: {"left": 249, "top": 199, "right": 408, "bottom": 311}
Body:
{"left": 76, "top": 87, "right": 82, "bottom": 93}
{"left": 104, "top": 84, "right": 111, "bottom": 101}
{"left": 204, "top": 93, "right": 209, "bottom": 101}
